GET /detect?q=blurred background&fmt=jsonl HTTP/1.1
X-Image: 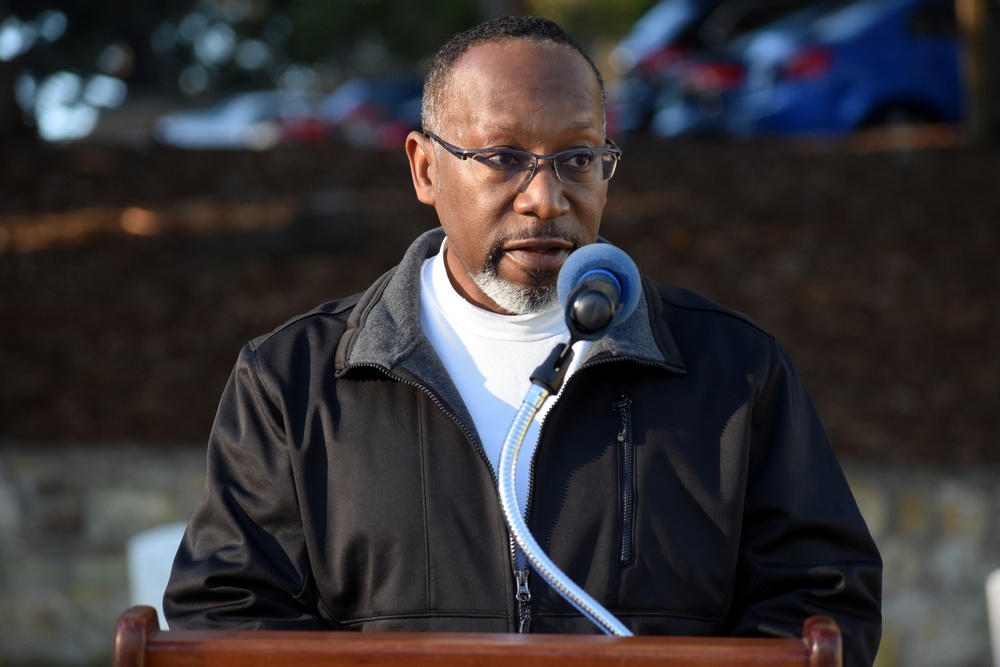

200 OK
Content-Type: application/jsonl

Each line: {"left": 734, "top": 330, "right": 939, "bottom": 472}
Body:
{"left": 1, "top": 1, "right": 999, "bottom": 665}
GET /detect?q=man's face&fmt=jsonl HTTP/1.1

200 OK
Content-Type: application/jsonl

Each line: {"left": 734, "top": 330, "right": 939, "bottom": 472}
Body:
{"left": 407, "top": 40, "right": 608, "bottom": 314}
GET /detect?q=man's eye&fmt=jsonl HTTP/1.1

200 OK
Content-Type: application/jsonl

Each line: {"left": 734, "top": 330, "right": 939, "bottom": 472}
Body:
{"left": 481, "top": 151, "right": 525, "bottom": 169}
{"left": 560, "top": 151, "right": 595, "bottom": 170}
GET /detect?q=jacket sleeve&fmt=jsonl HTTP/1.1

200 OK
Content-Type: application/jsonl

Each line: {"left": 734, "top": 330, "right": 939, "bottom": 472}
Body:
{"left": 163, "top": 343, "right": 329, "bottom": 629}
{"left": 726, "top": 335, "right": 882, "bottom": 667}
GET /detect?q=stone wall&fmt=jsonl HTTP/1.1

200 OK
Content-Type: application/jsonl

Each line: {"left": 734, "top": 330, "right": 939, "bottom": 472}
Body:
{"left": 1, "top": 443, "right": 997, "bottom": 667}
{"left": 0, "top": 444, "right": 206, "bottom": 665}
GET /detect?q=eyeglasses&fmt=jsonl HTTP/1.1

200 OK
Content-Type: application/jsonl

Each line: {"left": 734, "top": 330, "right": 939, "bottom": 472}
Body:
{"left": 424, "top": 131, "right": 621, "bottom": 186}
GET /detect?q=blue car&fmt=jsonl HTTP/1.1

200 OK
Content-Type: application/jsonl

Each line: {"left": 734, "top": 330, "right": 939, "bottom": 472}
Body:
{"left": 726, "top": 0, "right": 963, "bottom": 135}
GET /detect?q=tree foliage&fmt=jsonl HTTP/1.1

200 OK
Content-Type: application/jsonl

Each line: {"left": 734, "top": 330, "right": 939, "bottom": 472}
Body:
{"left": 0, "top": 0, "right": 654, "bottom": 141}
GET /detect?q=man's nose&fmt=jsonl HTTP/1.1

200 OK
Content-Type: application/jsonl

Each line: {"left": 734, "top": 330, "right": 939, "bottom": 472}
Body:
{"left": 513, "top": 160, "right": 570, "bottom": 220}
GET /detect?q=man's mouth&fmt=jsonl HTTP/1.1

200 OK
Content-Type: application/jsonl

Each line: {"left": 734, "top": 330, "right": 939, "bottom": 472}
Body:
{"left": 502, "top": 238, "right": 575, "bottom": 271}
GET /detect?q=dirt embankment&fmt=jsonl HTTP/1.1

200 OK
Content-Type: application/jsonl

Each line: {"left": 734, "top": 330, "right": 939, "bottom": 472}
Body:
{"left": 1, "top": 134, "right": 997, "bottom": 466}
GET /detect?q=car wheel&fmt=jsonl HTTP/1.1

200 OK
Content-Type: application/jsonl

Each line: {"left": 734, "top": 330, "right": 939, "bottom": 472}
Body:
{"left": 863, "top": 106, "right": 937, "bottom": 128}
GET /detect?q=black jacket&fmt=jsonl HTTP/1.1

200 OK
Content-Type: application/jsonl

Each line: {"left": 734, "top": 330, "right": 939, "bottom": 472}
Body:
{"left": 165, "top": 228, "right": 882, "bottom": 666}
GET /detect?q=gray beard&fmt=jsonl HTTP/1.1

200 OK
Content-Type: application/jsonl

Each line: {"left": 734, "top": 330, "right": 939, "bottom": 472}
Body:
{"left": 471, "top": 267, "right": 558, "bottom": 315}
{"left": 463, "top": 225, "right": 574, "bottom": 316}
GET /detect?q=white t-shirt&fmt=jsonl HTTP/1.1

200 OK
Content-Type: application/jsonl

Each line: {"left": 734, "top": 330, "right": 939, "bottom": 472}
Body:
{"left": 419, "top": 241, "right": 588, "bottom": 512}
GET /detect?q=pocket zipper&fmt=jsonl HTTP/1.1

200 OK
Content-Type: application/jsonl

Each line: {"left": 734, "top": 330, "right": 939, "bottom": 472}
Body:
{"left": 613, "top": 390, "right": 635, "bottom": 565}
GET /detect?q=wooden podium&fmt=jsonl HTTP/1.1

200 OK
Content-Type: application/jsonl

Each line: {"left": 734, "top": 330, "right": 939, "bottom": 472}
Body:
{"left": 113, "top": 605, "right": 842, "bottom": 667}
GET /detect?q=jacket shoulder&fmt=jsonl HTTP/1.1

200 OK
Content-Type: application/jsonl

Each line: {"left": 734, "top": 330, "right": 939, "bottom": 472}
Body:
{"left": 247, "top": 292, "right": 363, "bottom": 354}
{"left": 649, "top": 280, "right": 774, "bottom": 339}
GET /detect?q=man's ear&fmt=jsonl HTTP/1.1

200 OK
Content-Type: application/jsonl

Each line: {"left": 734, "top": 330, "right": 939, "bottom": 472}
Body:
{"left": 406, "top": 131, "right": 436, "bottom": 206}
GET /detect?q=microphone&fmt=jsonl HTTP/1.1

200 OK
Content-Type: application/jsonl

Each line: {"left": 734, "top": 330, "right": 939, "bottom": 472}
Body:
{"left": 556, "top": 243, "right": 641, "bottom": 341}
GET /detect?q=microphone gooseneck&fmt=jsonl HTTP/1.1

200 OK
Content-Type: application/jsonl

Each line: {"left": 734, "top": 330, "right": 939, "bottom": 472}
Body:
{"left": 498, "top": 381, "right": 633, "bottom": 637}
{"left": 499, "top": 242, "right": 641, "bottom": 637}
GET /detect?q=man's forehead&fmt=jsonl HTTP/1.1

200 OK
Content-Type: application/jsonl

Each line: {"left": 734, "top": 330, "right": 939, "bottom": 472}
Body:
{"left": 438, "top": 39, "right": 602, "bottom": 129}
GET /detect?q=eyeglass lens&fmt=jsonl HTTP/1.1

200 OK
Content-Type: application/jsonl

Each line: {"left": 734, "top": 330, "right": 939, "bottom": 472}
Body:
{"left": 467, "top": 149, "right": 617, "bottom": 185}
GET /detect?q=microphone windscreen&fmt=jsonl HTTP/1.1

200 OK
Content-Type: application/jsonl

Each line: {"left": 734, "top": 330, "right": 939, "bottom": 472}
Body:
{"left": 557, "top": 243, "right": 642, "bottom": 327}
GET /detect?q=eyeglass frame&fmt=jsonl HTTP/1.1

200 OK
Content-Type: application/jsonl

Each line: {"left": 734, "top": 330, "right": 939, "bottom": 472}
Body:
{"left": 422, "top": 130, "right": 622, "bottom": 185}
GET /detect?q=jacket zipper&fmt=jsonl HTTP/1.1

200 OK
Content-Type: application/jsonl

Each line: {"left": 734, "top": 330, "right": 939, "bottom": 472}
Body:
{"left": 342, "top": 362, "right": 532, "bottom": 633}
{"left": 514, "top": 557, "right": 531, "bottom": 633}
{"left": 613, "top": 390, "right": 635, "bottom": 564}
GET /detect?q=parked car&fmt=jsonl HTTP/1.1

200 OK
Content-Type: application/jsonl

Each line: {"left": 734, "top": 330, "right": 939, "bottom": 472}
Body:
{"left": 153, "top": 90, "right": 326, "bottom": 150}
{"left": 739, "top": 0, "right": 961, "bottom": 134}
{"left": 319, "top": 74, "right": 423, "bottom": 149}
{"left": 650, "top": 1, "right": 836, "bottom": 136}
{"left": 609, "top": 0, "right": 723, "bottom": 134}
{"left": 653, "top": 0, "right": 963, "bottom": 137}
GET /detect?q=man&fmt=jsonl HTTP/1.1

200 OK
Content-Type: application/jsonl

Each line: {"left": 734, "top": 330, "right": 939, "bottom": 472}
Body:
{"left": 165, "top": 15, "right": 882, "bottom": 667}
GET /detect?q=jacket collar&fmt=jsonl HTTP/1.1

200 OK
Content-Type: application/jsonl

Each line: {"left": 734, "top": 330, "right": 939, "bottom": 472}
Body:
{"left": 341, "top": 227, "right": 684, "bottom": 387}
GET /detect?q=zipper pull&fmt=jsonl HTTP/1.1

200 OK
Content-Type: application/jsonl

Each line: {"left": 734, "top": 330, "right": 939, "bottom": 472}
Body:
{"left": 515, "top": 568, "right": 532, "bottom": 633}
{"left": 614, "top": 391, "right": 632, "bottom": 443}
